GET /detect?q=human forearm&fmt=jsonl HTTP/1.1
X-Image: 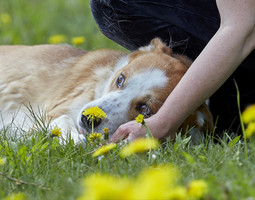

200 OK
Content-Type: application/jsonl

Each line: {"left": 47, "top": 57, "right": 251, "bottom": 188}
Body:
{"left": 152, "top": 9, "right": 255, "bottom": 138}
{"left": 110, "top": 0, "right": 255, "bottom": 142}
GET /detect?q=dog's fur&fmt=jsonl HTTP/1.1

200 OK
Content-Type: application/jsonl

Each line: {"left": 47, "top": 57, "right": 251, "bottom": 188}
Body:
{"left": 0, "top": 38, "right": 213, "bottom": 143}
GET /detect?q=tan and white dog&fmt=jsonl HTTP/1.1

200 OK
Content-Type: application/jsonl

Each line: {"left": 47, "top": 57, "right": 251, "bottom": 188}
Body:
{"left": 0, "top": 38, "right": 213, "bottom": 144}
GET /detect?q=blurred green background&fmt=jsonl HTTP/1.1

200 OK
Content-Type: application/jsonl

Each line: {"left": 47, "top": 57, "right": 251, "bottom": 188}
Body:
{"left": 0, "top": 0, "right": 125, "bottom": 50}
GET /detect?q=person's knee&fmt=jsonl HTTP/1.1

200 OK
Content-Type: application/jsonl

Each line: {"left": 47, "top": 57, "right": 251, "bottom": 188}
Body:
{"left": 90, "top": 0, "right": 116, "bottom": 36}
{"left": 90, "top": 0, "right": 138, "bottom": 50}
{"left": 90, "top": 0, "right": 113, "bottom": 26}
{"left": 90, "top": 0, "right": 107, "bottom": 16}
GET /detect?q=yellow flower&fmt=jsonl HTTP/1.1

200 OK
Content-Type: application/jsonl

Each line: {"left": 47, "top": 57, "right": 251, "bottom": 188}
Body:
{"left": 103, "top": 127, "right": 109, "bottom": 139}
{"left": 135, "top": 114, "right": 144, "bottom": 124}
{"left": 51, "top": 126, "right": 62, "bottom": 137}
{"left": 132, "top": 165, "right": 179, "bottom": 200}
{"left": 92, "top": 143, "right": 117, "bottom": 157}
{"left": 168, "top": 186, "right": 188, "bottom": 200}
{"left": 4, "top": 193, "right": 27, "bottom": 200}
{"left": 82, "top": 106, "right": 107, "bottom": 121}
{"left": 1, "top": 13, "right": 11, "bottom": 25}
{"left": 48, "top": 34, "right": 67, "bottom": 44}
{"left": 119, "top": 138, "right": 160, "bottom": 158}
{"left": 245, "top": 122, "right": 255, "bottom": 138}
{"left": 88, "top": 132, "right": 102, "bottom": 143}
{"left": 71, "top": 36, "right": 85, "bottom": 45}
{"left": 103, "top": 127, "right": 109, "bottom": 135}
{"left": 187, "top": 179, "right": 208, "bottom": 199}
{"left": 0, "top": 157, "right": 4, "bottom": 165}
{"left": 77, "top": 174, "right": 132, "bottom": 200}
{"left": 135, "top": 114, "right": 153, "bottom": 137}
{"left": 242, "top": 104, "right": 255, "bottom": 124}
{"left": 78, "top": 165, "right": 206, "bottom": 200}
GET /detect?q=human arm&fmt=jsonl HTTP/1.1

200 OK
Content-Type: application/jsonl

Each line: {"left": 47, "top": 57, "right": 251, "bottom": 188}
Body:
{"left": 110, "top": 0, "right": 255, "bottom": 142}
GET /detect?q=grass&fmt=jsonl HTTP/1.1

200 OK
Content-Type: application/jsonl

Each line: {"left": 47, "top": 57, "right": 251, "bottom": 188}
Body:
{"left": 0, "top": 0, "right": 125, "bottom": 50}
{"left": 1, "top": 1, "right": 255, "bottom": 199}
{"left": 1, "top": 123, "right": 255, "bottom": 200}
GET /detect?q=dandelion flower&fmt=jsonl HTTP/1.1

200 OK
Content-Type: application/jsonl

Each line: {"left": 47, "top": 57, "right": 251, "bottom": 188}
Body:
{"left": 1, "top": 13, "right": 11, "bottom": 25}
{"left": 77, "top": 165, "right": 201, "bottom": 200}
{"left": 103, "top": 127, "right": 109, "bottom": 135}
{"left": 48, "top": 34, "right": 67, "bottom": 44}
{"left": 188, "top": 179, "right": 208, "bottom": 199}
{"left": 51, "top": 126, "right": 62, "bottom": 137}
{"left": 72, "top": 36, "right": 85, "bottom": 45}
{"left": 245, "top": 122, "right": 255, "bottom": 139}
{"left": 82, "top": 106, "right": 107, "bottom": 121}
{"left": 88, "top": 132, "right": 102, "bottom": 143}
{"left": 132, "top": 165, "right": 179, "bottom": 200}
{"left": 135, "top": 114, "right": 153, "bottom": 137}
{"left": 168, "top": 186, "right": 188, "bottom": 200}
{"left": 0, "top": 157, "right": 4, "bottom": 165}
{"left": 92, "top": 143, "right": 117, "bottom": 157}
{"left": 242, "top": 104, "right": 255, "bottom": 124}
{"left": 103, "top": 127, "right": 109, "bottom": 139}
{"left": 135, "top": 114, "right": 144, "bottom": 124}
{"left": 119, "top": 138, "right": 160, "bottom": 158}
{"left": 78, "top": 174, "right": 132, "bottom": 200}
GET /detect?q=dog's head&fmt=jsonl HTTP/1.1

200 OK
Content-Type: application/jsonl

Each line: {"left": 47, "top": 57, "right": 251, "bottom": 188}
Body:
{"left": 77, "top": 38, "right": 213, "bottom": 139}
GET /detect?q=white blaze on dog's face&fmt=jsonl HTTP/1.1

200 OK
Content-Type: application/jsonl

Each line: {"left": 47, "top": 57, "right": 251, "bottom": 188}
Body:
{"left": 77, "top": 38, "right": 190, "bottom": 136}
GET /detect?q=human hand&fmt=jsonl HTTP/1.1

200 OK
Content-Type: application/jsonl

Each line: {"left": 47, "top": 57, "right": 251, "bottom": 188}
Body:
{"left": 110, "top": 114, "right": 172, "bottom": 143}
{"left": 110, "top": 120, "right": 147, "bottom": 143}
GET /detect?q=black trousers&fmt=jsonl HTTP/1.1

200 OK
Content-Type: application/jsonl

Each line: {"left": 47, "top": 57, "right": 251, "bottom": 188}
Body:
{"left": 90, "top": 0, "right": 255, "bottom": 134}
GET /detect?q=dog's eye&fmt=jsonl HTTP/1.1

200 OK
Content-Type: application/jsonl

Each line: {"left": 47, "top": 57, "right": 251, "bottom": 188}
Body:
{"left": 138, "top": 104, "right": 152, "bottom": 117}
{"left": 116, "top": 74, "right": 125, "bottom": 88}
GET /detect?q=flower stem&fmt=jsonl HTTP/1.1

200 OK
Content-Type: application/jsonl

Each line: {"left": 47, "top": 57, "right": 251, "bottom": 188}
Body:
{"left": 144, "top": 124, "right": 153, "bottom": 138}
{"left": 92, "top": 119, "right": 94, "bottom": 134}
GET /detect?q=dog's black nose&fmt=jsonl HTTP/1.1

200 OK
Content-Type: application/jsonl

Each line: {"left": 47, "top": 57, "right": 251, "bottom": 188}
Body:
{"left": 81, "top": 115, "right": 102, "bottom": 129}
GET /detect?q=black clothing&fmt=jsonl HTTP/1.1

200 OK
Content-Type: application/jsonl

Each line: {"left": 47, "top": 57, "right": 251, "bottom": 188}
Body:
{"left": 90, "top": 0, "right": 255, "bottom": 133}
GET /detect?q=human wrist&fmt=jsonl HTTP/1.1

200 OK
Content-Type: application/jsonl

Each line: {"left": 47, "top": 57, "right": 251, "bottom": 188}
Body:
{"left": 145, "top": 113, "right": 176, "bottom": 139}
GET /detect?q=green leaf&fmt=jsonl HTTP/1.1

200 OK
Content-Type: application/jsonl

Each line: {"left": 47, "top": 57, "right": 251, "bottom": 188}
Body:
{"left": 228, "top": 135, "right": 241, "bottom": 148}
{"left": 183, "top": 152, "right": 195, "bottom": 165}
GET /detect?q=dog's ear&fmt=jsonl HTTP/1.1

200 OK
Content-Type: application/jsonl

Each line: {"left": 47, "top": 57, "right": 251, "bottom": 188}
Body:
{"left": 138, "top": 38, "right": 172, "bottom": 56}
{"left": 130, "top": 38, "right": 173, "bottom": 61}
{"left": 149, "top": 38, "right": 172, "bottom": 56}
{"left": 151, "top": 38, "right": 192, "bottom": 68}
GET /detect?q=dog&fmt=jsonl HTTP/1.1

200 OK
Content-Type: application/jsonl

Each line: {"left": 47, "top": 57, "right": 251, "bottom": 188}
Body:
{"left": 0, "top": 38, "right": 213, "bottom": 144}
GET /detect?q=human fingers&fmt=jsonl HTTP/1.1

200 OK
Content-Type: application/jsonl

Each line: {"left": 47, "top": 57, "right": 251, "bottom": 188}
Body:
{"left": 125, "top": 121, "right": 147, "bottom": 141}
{"left": 110, "top": 123, "right": 130, "bottom": 143}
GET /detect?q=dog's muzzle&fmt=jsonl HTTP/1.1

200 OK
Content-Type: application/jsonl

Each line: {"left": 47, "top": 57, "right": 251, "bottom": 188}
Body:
{"left": 80, "top": 115, "right": 102, "bottom": 131}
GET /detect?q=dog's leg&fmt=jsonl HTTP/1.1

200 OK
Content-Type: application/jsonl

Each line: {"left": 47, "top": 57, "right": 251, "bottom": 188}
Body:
{"left": 50, "top": 115, "right": 85, "bottom": 145}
